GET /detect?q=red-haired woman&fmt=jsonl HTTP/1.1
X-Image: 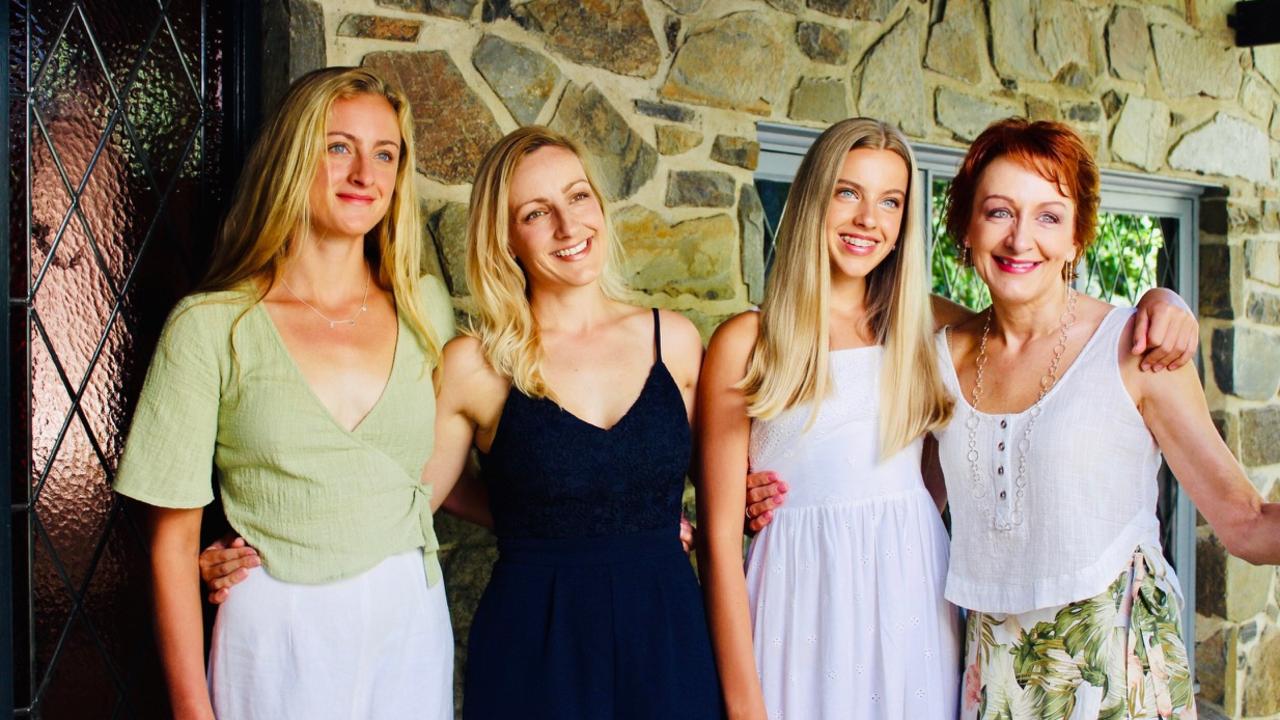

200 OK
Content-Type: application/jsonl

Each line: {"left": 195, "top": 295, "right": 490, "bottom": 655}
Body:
{"left": 933, "top": 118, "right": 1280, "bottom": 719}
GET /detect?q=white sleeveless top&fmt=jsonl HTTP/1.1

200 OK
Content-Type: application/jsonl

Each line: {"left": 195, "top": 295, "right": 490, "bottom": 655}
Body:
{"left": 934, "top": 307, "right": 1176, "bottom": 614}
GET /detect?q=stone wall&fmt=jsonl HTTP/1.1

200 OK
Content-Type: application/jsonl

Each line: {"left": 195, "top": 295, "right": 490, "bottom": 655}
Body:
{"left": 276, "top": 0, "right": 1280, "bottom": 715}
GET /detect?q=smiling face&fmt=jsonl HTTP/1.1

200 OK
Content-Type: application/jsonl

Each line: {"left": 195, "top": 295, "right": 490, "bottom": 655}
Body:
{"left": 506, "top": 145, "right": 607, "bottom": 290}
{"left": 825, "top": 147, "right": 909, "bottom": 281}
{"left": 305, "top": 93, "right": 401, "bottom": 243}
{"left": 965, "top": 155, "right": 1078, "bottom": 305}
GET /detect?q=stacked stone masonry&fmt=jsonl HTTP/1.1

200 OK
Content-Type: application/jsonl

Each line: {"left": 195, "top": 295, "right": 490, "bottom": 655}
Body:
{"left": 305, "top": 0, "right": 1280, "bottom": 715}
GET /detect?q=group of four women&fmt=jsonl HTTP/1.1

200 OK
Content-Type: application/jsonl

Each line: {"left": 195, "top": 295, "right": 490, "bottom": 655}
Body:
{"left": 113, "top": 66, "right": 1279, "bottom": 719}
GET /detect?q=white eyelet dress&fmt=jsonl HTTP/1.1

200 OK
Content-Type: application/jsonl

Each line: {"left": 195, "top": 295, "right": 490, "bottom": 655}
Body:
{"left": 745, "top": 346, "right": 961, "bottom": 720}
{"left": 935, "top": 307, "right": 1196, "bottom": 720}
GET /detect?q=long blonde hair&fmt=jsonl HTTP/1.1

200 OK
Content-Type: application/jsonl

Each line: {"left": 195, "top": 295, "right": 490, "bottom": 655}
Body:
{"left": 740, "top": 118, "right": 952, "bottom": 457}
{"left": 465, "top": 125, "right": 627, "bottom": 399}
{"left": 200, "top": 66, "right": 439, "bottom": 360}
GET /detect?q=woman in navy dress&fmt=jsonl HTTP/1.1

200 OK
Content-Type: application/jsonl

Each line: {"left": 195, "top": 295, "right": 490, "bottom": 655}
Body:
{"left": 423, "top": 125, "right": 722, "bottom": 719}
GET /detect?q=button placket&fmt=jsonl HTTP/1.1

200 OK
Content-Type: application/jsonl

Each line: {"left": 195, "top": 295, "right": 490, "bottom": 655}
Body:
{"left": 994, "top": 416, "right": 1013, "bottom": 510}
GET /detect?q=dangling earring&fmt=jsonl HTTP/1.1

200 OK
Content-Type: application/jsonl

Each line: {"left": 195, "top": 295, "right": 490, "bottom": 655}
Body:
{"left": 1061, "top": 256, "right": 1077, "bottom": 283}
{"left": 961, "top": 244, "right": 970, "bottom": 268}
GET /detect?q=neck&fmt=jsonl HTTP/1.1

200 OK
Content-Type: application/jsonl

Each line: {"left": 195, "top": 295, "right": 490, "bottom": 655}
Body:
{"left": 829, "top": 271, "right": 869, "bottom": 312}
{"left": 528, "top": 281, "right": 615, "bottom": 335}
{"left": 989, "top": 283, "right": 1072, "bottom": 347}
{"left": 280, "top": 233, "right": 369, "bottom": 302}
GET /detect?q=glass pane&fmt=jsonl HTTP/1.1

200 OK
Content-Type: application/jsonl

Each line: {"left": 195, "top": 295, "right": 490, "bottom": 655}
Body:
{"left": 12, "top": 1, "right": 228, "bottom": 716}
{"left": 929, "top": 178, "right": 990, "bottom": 311}
{"left": 755, "top": 178, "right": 789, "bottom": 274}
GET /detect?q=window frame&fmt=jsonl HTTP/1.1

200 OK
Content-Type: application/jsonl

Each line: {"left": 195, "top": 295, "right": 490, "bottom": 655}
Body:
{"left": 758, "top": 120, "right": 1213, "bottom": 676}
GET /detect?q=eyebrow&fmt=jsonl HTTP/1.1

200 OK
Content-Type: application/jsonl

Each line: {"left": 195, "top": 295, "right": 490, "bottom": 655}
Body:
{"left": 982, "top": 193, "right": 1068, "bottom": 208}
{"left": 327, "top": 131, "right": 399, "bottom": 149}
{"left": 512, "top": 179, "right": 590, "bottom": 211}
{"left": 834, "top": 178, "right": 905, "bottom": 195}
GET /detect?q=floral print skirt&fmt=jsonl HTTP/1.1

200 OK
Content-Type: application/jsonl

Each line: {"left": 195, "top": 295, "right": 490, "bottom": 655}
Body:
{"left": 960, "top": 547, "right": 1196, "bottom": 720}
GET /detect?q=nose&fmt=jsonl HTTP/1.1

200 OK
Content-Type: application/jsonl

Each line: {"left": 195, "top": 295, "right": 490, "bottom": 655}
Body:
{"left": 1006, "top": 214, "right": 1034, "bottom": 253}
{"left": 553, "top": 206, "right": 582, "bottom": 239}
{"left": 348, "top": 151, "right": 373, "bottom": 187}
{"left": 853, "top": 198, "right": 877, "bottom": 229}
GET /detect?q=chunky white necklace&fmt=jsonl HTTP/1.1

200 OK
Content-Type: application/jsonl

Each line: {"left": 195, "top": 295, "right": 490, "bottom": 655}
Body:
{"left": 964, "top": 286, "right": 1078, "bottom": 531}
{"left": 280, "top": 269, "right": 371, "bottom": 329}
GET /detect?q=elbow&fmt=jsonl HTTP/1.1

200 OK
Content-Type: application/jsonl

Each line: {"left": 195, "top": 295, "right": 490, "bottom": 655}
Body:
{"left": 1218, "top": 522, "right": 1272, "bottom": 566}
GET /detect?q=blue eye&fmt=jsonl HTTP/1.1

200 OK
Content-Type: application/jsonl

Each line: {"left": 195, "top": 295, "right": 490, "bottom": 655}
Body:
{"left": 328, "top": 143, "right": 351, "bottom": 154}
{"left": 1038, "top": 213, "right": 1060, "bottom": 224}
{"left": 988, "top": 208, "right": 1012, "bottom": 219}
{"left": 375, "top": 150, "right": 395, "bottom": 162}
{"left": 880, "top": 197, "right": 901, "bottom": 210}
{"left": 836, "top": 188, "right": 856, "bottom": 199}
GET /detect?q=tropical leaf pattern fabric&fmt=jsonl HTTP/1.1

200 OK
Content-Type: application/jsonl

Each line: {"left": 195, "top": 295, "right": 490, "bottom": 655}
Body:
{"left": 959, "top": 548, "right": 1196, "bottom": 720}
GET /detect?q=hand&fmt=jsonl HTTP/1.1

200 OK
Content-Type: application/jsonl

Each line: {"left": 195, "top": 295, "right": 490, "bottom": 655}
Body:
{"left": 1132, "top": 288, "right": 1199, "bottom": 372}
{"left": 198, "top": 533, "right": 259, "bottom": 604}
{"left": 679, "top": 514, "right": 695, "bottom": 553}
{"left": 745, "top": 471, "right": 788, "bottom": 533}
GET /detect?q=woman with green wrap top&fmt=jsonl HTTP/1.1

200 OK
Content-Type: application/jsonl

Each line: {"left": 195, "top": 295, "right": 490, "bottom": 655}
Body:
{"left": 112, "top": 67, "right": 456, "bottom": 720}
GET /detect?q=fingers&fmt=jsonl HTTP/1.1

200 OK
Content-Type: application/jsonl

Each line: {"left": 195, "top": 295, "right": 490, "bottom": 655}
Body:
{"left": 1139, "top": 316, "right": 1199, "bottom": 372}
{"left": 748, "top": 510, "right": 774, "bottom": 534}
{"left": 746, "top": 494, "right": 784, "bottom": 521}
{"left": 207, "top": 587, "right": 231, "bottom": 605}
{"left": 1130, "top": 308, "right": 1149, "bottom": 355}
{"left": 745, "top": 479, "right": 789, "bottom": 505}
{"left": 679, "top": 517, "right": 695, "bottom": 554}
{"left": 745, "top": 470, "right": 777, "bottom": 489}
{"left": 199, "top": 547, "right": 260, "bottom": 585}
{"left": 208, "top": 565, "right": 254, "bottom": 591}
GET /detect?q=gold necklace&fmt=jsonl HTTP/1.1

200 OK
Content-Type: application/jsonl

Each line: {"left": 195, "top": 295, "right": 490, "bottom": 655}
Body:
{"left": 964, "top": 286, "right": 1078, "bottom": 531}
{"left": 280, "top": 269, "right": 371, "bottom": 329}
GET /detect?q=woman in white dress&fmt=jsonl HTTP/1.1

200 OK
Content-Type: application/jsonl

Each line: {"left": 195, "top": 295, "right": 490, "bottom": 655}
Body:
{"left": 703, "top": 117, "right": 1203, "bottom": 720}
{"left": 700, "top": 118, "right": 962, "bottom": 719}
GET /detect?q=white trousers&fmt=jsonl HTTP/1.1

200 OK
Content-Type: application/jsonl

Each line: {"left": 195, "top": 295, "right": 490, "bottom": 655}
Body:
{"left": 208, "top": 548, "right": 453, "bottom": 720}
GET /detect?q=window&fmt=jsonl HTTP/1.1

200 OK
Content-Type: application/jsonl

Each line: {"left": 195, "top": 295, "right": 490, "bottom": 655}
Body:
{"left": 757, "top": 121, "right": 1211, "bottom": 670}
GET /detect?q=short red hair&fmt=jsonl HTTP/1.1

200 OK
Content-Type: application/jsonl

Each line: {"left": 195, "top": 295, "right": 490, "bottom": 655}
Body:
{"left": 945, "top": 118, "right": 1101, "bottom": 263}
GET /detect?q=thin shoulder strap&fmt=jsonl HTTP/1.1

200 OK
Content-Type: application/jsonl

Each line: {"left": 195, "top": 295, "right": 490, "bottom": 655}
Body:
{"left": 651, "top": 307, "right": 662, "bottom": 362}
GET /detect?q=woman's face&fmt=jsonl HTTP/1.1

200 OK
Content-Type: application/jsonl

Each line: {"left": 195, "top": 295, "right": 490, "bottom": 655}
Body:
{"left": 506, "top": 145, "right": 607, "bottom": 290}
{"left": 825, "top": 148, "right": 908, "bottom": 281}
{"left": 306, "top": 93, "right": 401, "bottom": 243}
{"left": 965, "top": 156, "right": 1078, "bottom": 306}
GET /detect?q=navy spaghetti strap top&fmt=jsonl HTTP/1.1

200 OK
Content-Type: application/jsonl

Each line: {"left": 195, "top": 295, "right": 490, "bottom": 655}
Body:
{"left": 480, "top": 308, "right": 691, "bottom": 540}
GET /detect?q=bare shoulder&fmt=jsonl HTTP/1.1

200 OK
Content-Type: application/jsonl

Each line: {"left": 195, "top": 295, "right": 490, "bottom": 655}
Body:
{"left": 930, "top": 294, "right": 975, "bottom": 330}
{"left": 706, "top": 310, "right": 761, "bottom": 367}
{"left": 656, "top": 308, "right": 702, "bottom": 356}
{"left": 440, "top": 335, "right": 503, "bottom": 391}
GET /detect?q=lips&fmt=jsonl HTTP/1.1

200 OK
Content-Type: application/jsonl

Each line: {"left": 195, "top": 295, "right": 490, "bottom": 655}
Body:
{"left": 551, "top": 237, "right": 591, "bottom": 260}
{"left": 993, "top": 255, "right": 1042, "bottom": 273}
{"left": 336, "top": 193, "right": 375, "bottom": 205}
{"left": 838, "top": 232, "right": 880, "bottom": 256}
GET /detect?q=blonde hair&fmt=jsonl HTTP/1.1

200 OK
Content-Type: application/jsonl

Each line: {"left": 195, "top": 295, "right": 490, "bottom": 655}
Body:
{"left": 740, "top": 118, "right": 953, "bottom": 457}
{"left": 465, "top": 125, "right": 627, "bottom": 399}
{"left": 199, "top": 66, "right": 439, "bottom": 361}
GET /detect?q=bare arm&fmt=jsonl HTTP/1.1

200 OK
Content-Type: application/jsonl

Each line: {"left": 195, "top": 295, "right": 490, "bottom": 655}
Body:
{"left": 921, "top": 434, "right": 947, "bottom": 513}
{"left": 695, "top": 313, "right": 766, "bottom": 720}
{"left": 148, "top": 506, "right": 215, "bottom": 720}
{"left": 423, "top": 337, "right": 487, "bottom": 510}
{"left": 1130, "top": 347, "right": 1280, "bottom": 565}
{"left": 440, "top": 462, "right": 493, "bottom": 528}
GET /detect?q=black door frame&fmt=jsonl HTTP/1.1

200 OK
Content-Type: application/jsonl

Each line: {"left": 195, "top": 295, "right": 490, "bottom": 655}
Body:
{"left": 0, "top": 3, "right": 261, "bottom": 715}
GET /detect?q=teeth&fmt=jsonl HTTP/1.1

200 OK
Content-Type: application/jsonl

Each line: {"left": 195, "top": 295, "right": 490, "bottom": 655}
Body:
{"left": 552, "top": 239, "right": 588, "bottom": 257}
{"left": 841, "top": 235, "right": 875, "bottom": 248}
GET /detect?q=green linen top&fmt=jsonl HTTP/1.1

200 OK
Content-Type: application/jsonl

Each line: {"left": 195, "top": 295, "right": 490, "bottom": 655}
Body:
{"left": 113, "top": 274, "right": 456, "bottom": 587}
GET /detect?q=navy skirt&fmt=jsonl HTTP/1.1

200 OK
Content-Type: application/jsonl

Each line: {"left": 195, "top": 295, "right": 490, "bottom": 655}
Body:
{"left": 463, "top": 527, "right": 723, "bottom": 719}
